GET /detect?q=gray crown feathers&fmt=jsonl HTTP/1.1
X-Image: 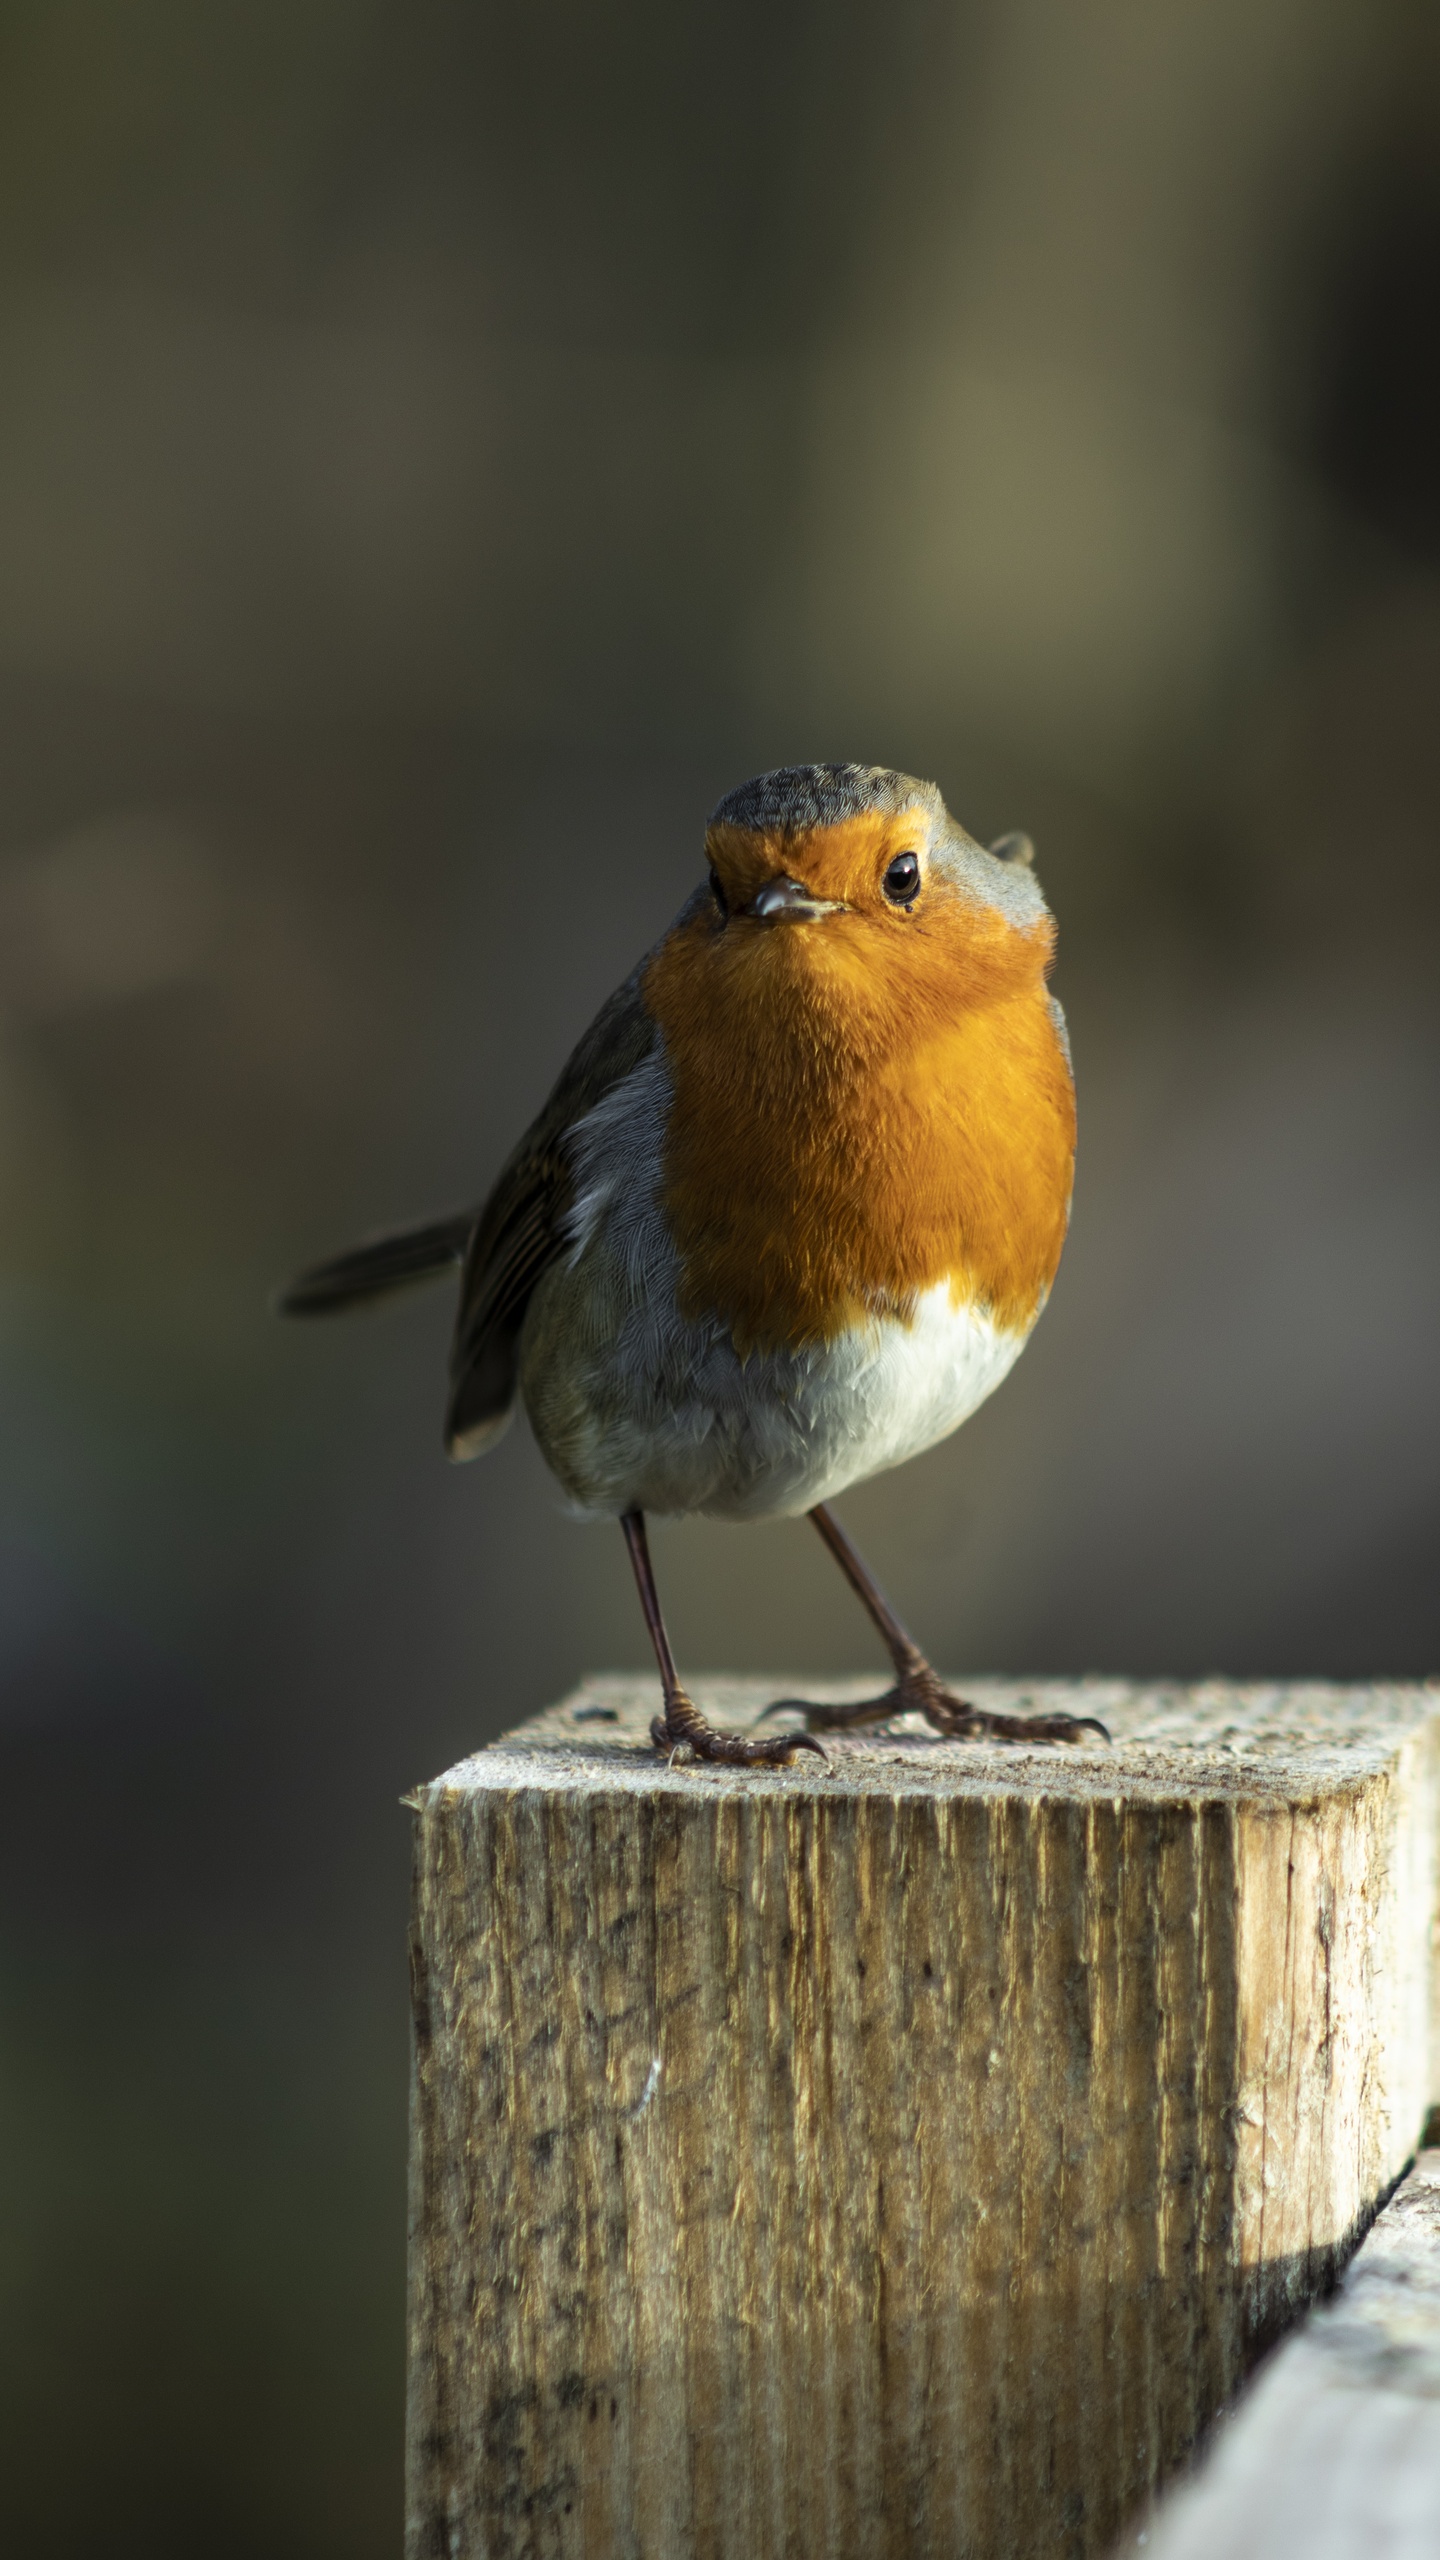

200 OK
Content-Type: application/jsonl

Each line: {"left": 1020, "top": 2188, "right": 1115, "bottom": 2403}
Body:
{"left": 708, "top": 764, "right": 944, "bottom": 836}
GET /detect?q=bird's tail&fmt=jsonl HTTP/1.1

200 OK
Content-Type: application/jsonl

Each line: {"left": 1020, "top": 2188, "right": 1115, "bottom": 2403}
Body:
{"left": 277, "top": 1212, "right": 473, "bottom": 1316}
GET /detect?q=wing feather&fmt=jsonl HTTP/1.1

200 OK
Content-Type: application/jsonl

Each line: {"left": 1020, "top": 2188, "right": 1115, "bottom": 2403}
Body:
{"left": 445, "top": 969, "right": 656, "bottom": 1457}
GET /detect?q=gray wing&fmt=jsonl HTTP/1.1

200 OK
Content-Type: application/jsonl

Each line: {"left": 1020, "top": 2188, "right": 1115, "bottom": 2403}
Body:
{"left": 445, "top": 968, "right": 657, "bottom": 1458}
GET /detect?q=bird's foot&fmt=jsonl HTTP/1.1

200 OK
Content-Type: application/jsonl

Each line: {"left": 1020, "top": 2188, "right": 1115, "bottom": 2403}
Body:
{"left": 760, "top": 1659, "right": 1109, "bottom": 1747}
{"left": 651, "top": 1686, "right": 828, "bottom": 1769}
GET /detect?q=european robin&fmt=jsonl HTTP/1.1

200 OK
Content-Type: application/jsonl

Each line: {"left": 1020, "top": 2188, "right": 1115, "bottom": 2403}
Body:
{"left": 282, "top": 764, "right": 1107, "bottom": 1763}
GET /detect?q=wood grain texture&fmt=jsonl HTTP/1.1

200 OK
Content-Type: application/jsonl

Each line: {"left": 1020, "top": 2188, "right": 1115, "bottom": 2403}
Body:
{"left": 404, "top": 1678, "right": 1440, "bottom": 2560}
{"left": 1131, "top": 2149, "right": 1440, "bottom": 2557}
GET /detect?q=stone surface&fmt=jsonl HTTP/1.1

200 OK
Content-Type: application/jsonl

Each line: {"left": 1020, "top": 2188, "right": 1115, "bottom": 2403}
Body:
{"left": 404, "top": 1677, "right": 1440, "bottom": 2560}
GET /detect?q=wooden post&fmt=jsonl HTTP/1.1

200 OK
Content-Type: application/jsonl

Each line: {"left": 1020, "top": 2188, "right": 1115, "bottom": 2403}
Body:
{"left": 1131, "top": 2147, "right": 1440, "bottom": 2557}
{"left": 404, "top": 1678, "right": 1440, "bottom": 2560}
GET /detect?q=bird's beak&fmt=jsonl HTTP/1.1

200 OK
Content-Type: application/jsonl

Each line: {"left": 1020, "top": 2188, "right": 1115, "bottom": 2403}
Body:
{"left": 747, "top": 874, "right": 846, "bottom": 921}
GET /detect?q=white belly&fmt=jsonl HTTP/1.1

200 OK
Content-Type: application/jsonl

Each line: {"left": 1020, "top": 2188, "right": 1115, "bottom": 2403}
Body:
{"left": 517, "top": 1051, "right": 1033, "bottom": 1521}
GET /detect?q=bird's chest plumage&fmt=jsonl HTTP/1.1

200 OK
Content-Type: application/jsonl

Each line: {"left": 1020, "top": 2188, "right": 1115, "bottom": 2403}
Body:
{"left": 518, "top": 1047, "right": 1030, "bottom": 1520}
{"left": 517, "top": 907, "right": 1074, "bottom": 1522}
{"left": 645, "top": 896, "right": 1075, "bottom": 1353}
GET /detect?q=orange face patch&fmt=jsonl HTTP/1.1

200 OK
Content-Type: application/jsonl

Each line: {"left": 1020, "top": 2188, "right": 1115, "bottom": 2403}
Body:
{"left": 644, "top": 821, "right": 1076, "bottom": 1352}
{"left": 707, "top": 808, "right": 928, "bottom": 921}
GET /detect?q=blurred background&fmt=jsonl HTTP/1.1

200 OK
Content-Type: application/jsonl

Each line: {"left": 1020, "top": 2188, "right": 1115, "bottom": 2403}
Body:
{"left": 1, "top": 0, "right": 1437, "bottom": 2548}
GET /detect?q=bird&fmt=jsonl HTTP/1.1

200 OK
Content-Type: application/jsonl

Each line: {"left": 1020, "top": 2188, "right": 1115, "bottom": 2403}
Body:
{"left": 280, "top": 762, "right": 1108, "bottom": 1765}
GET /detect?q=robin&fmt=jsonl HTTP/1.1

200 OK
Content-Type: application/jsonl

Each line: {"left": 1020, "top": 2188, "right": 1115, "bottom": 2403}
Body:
{"left": 281, "top": 763, "right": 1107, "bottom": 1764}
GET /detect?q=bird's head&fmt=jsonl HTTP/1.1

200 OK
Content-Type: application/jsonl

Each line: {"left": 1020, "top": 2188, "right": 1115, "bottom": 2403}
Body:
{"left": 703, "top": 762, "right": 1041, "bottom": 931}
{"left": 664, "top": 763, "right": 1054, "bottom": 1058}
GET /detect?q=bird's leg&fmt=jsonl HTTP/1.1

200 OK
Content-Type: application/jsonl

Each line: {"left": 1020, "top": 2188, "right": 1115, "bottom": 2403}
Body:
{"left": 758, "top": 1503, "right": 1109, "bottom": 1746}
{"left": 620, "top": 1511, "right": 826, "bottom": 1768}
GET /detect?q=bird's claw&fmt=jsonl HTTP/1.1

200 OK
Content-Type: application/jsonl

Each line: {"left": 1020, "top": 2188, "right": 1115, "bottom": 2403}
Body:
{"left": 930, "top": 1705, "right": 1112, "bottom": 1746}
{"left": 650, "top": 1704, "right": 828, "bottom": 1768}
{"left": 755, "top": 1685, "right": 1110, "bottom": 1747}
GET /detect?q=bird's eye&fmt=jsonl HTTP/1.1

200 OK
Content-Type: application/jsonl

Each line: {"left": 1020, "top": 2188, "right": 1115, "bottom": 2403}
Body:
{"left": 882, "top": 851, "right": 920, "bottom": 905}
{"left": 708, "top": 866, "right": 727, "bottom": 917}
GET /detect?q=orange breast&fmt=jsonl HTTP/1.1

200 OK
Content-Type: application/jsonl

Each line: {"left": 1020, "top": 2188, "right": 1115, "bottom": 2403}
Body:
{"left": 643, "top": 884, "right": 1076, "bottom": 1354}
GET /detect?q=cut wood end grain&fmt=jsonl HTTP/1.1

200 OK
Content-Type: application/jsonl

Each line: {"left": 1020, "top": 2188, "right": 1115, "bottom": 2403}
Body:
{"left": 411, "top": 1674, "right": 1440, "bottom": 1807}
